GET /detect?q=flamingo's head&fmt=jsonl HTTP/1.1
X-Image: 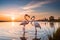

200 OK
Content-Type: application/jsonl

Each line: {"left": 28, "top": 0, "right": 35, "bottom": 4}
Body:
{"left": 31, "top": 16, "right": 35, "bottom": 21}
{"left": 24, "top": 14, "right": 30, "bottom": 21}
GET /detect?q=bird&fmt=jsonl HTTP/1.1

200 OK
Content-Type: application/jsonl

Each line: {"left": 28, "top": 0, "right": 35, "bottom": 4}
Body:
{"left": 31, "top": 16, "right": 41, "bottom": 29}
{"left": 20, "top": 14, "right": 30, "bottom": 26}
{"left": 20, "top": 14, "right": 30, "bottom": 40}
{"left": 20, "top": 20, "right": 29, "bottom": 26}
{"left": 31, "top": 16, "right": 41, "bottom": 40}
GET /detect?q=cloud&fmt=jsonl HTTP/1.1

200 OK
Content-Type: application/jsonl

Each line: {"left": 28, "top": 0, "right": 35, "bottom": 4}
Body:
{"left": 19, "top": 0, "right": 51, "bottom": 14}
{"left": 22, "top": 0, "right": 51, "bottom": 10}
{"left": 0, "top": 0, "right": 59, "bottom": 17}
{"left": 22, "top": 0, "right": 58, "bottom": 10}
{"left": 23, "top": 1, "right": 49, "bottom": 9}
{"left": 21, "top": 0, "right": 58, "bottom": 14}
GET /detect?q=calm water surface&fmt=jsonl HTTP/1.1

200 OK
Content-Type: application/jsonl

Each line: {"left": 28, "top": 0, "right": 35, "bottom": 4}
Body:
{"left": 0, "top": 22, "right": 60, "bottom": 40}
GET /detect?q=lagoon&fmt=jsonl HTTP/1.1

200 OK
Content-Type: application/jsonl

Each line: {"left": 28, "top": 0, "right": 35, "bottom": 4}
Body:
{"left": 0, "top": 22, "right": 60, "bottom": 40}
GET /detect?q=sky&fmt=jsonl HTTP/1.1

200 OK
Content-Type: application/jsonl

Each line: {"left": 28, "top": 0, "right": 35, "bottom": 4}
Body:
{"left": 0, "top": 0, "right": 60, "bottom": 21}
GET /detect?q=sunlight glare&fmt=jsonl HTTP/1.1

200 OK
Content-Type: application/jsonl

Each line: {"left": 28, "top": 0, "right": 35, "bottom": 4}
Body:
{"left": 11, "top": 15, "right": 15, "bottom": 21}
{"left": 11, "top": 17, "right": 15, "bottom": 21}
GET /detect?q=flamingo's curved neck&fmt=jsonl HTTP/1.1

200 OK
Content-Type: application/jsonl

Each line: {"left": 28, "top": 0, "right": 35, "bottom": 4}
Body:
{"left": 24, "top": 15, "right": 30, "bottom": 23}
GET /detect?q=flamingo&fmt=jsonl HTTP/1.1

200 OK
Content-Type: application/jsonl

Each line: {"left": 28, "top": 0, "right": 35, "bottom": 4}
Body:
{"left": 31, "top": 16, "right": 41, "bottom": 40}
{"left": 20, "top": 14, "right": 30, "bottom": 26}
{"left": 20, "top": 14, "right": 30, "bottom": 40}
{"left": 31, "top": 16, "right": 41, "bottom": 29}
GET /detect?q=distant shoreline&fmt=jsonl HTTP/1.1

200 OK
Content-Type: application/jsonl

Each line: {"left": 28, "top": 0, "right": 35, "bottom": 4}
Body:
{"left": 0, "top": 21, "right": 60, "bottom": 22}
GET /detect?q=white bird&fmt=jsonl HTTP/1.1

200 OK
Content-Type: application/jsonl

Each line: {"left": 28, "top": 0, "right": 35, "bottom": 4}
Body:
{"left": 31, "top": 16, "right": 41, "bottom": 29}
{"left": 31, "top": 16, "right": 41, "bottom": 40}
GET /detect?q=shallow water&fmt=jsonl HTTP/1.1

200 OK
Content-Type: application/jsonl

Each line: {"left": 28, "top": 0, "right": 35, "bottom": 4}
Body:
{"left": 0, "top": 22, "right": 60, "bottom": 40}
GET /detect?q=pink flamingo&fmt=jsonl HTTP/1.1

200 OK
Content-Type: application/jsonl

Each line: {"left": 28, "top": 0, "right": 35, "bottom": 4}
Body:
{"left": 20, "top": 14, "right": 30, "bottom": 40}
{"left": 20, "top": 14, "right": 30, "bottom": 26}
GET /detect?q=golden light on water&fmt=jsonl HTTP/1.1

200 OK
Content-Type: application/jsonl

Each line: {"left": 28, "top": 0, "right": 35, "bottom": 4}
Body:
{"left": 11, "top": 15, "right": 16, "bottom": 26}
{"left": 12, "top": 22, "right": 15, "bottom": 26}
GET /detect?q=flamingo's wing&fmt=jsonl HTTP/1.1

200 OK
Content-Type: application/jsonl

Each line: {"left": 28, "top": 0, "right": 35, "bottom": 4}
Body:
{"left": 20, "top": 21, "right": 25, "bottom": 25}
{"left": 34, "top": 22, "right": 41, "bottom": 29}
